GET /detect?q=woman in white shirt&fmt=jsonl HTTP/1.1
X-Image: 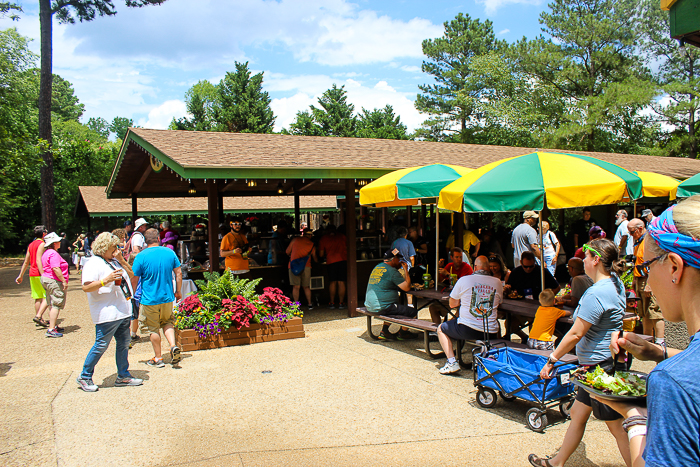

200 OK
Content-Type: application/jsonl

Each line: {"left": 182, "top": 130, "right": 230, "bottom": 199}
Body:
{"left": 540, "top": 221, "right": 560, "bottom": 276}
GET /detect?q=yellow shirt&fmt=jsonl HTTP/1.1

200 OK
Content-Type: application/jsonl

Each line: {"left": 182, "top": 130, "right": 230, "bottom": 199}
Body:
{"left": 529, "top": 306, "right": 567, "bottom": 342}
{"left": 446, "top": 230, "right": 480, "bottom": 251}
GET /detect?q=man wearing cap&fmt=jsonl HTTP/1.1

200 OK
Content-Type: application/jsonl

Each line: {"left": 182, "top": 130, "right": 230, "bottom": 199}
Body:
{"left": 511, "top": 211, "right": 541, "bottom": 268}
{"left": 641, "top": 208, "right": 656, "bottom": 226}
{"left": 16, "top": 225, "right": 50, "bottom": 327}
{"left": 628, "top": 218, "right": 665, "bottom": 344}
{"left": 613, "top": 209, "right": 634, "bottom": 257}
{"left": 126, "top": 218, "right": 148, "bottom": 262}
{"left": 364, "top": 248, "right": 418, "bottom": 340}
{"left": 220, "top": 218, "right": 250, "bottom": 276}
{"left": 124, "top": 220, "right": 133, "bottom": 240}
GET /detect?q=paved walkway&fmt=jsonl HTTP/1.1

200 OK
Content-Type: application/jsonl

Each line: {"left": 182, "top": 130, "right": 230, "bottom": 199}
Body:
{"left": 0, "top": 266, "right": 644, "bottom": 466}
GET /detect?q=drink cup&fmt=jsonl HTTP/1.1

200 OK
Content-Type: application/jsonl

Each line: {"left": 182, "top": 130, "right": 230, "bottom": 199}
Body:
{"left": 114, "top": 273, "right": 122, "bottom": 286}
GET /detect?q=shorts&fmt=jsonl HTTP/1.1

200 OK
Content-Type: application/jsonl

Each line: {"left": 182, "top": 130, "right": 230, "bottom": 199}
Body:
{"left": 30, "top": 276, "right": 46, "bottom": 300}
{"left": 289, "top": 267, "right": 311, "bottom": 287}
{"left": 40, "top": 276, "right": 66, "bottom": 309}
{"left": 634, "top": 277, "right": 663, "bottom": 320}
{"left": 440, "top": 320, "right": 499, "bottom": 342}
{"left": 575, "top": 359, "right": 626, "bottom": 420}
{"left": 527, "top": 338, "right": 555, "bottom": 351}
{"left": 77, "top": 252, "right": 86, "bottom": 257}
{"left": 327, "top": 261, "right": 347, "bottom": 282}
{"left": 139, "top": 302, "right": 174, "bottom": 335}
{"left": 131, "top": 299, "right": 140, "bottom": 321}
{"left": 381, "top": 303, "right": 418, "bottom": 318}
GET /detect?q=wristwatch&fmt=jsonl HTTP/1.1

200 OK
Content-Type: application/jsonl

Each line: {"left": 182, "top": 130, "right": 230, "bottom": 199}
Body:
{"left": 547, "top": 355, "right": 558, "bottom": 365}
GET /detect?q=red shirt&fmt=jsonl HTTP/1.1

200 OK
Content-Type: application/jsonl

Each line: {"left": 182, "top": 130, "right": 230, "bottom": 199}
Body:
{"left": 444, "top": 261, "right": 473, "bottom": 279}
{"left": 28, "top": 239, "right": 43, "bottom": 277}
{"left": 319, "top": 233, "right": 347, "bottom": 264}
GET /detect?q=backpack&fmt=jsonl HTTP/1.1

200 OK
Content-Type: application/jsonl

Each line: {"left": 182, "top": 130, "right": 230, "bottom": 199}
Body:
{"left": 124, "top": 231, "right": 145, "bottom": 263}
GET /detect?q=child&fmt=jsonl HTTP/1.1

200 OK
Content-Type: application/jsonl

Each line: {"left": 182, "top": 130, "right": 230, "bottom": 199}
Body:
{"left": 527, "top": 289, "right": 572, "bottom": 350}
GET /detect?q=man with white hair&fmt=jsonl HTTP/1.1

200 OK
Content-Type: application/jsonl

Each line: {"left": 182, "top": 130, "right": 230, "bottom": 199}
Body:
{"left": 511, "top": 211, "right": 541, "bottom": 268}
{"left": 641, "top": 208, "right": 656, "bottom": 226}
{"left": 613, "top": 209, "right": 634, "bottom": 257}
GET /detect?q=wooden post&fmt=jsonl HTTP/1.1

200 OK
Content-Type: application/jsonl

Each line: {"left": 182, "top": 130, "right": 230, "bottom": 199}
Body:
{"left": 131, "top": 194, "right": 138, "bottom": 224}
{"left": 218, "top": 193, "right": 224, "bottom": 224}
{"left": 345, "top": 180, "right": 358, "bottom": 317}
{"left": 294, "top": 191, "right": 300, "bottom": 230}
{"left": 456, "top": 212, "right": 464, "bottom": 250}
{"left": 359, "top": 206, "right": 365, "bottom": 230}
{"left": 207, "top": 180, "right": 220, "bottom": 272}
{"left": 87, "top": 216, "right": 91, "bottom": 234}
{"left": 406, "top": 206, "right": 412, "bottom": 228}
{"left": 419, "top": 204, "right": 426, "bottom": 236}
{"left": 381, "top": 207, "right": 388, "bottom": 234}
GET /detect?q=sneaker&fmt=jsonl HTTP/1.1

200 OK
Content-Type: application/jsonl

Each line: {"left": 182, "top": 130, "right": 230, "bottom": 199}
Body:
{"left": 308, "top": 305, "right": 314, "bottom": 311}
{"left": 115, "top": 376, "right": 144, "bottom": 387}
{"left": 338, "top": 303, "right": 347, "bottom": 309}
{"left": 170, "top": 346, "right": 182, "bottom": 364}
{"left": 46, "top": 328, "right": 63, "bottom": 338}
{"left": 439, "top": 360, "right": 461, "bottom": 375}
{"left": 396, "top": 330, "right": 419, "bottom": 341}
{"left": 378, "top": 331, "right": 397, "bottom": 340}
{"left": 76, "top": 377, "right": 98, "bottom": 392}
{"left": 328, "top": 303, "right": 337, "bottom": 309}
{"left": 55, "top": 325, "right": 64, "bottom": 333}
{"left": 146, "top": 358, "right": 165, "bottom": 368}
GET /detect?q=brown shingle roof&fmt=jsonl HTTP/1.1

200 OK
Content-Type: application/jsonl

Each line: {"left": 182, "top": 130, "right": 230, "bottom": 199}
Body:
{"left": 128, "top": 128, "right": 700, "bottom": 178}
{"left": 78, "top": 186, "right": 337, "bottom": 216}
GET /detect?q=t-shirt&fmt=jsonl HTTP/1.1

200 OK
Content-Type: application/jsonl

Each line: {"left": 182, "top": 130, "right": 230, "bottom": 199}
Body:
{"left": 319, "top": 233, "right": 347, "bottom": 264}
{"left": 391, "top": 237, "right": 416, "bottom": 270}
{"left": 28, "top": 238, "right": 43, "bottom": 277}
{"left": 570, "top": 274, "right": 594, "bottom": 307}
{"left": 633, "top": 235, "right": 647, "bottom": 278}
{"left": 220, "top": 231, "right": 249, "bottom": 272}
{"left": 443, "top": 261, "right": 473, "bottom": 281}
{"left": 450, "top": 272, "right": 503, "bottom": 333}
{"left": 41, "top": 248, "right": 69, "bottom": 282}
{"left": 572, "top": 217, "right": 597, "bottom": 246}
{"left": 58, "top": 238, "right": 70, "bottom": 255}
{"left": 287, "top": 237, "right": 315, "bottom": 268}
{"left": 529, "top": 306, "right": 568, "bottom": 342}
{"left": 364, "top": 263, "right": 405, "bottom": 313}
{"left": 542, "top": 231, "right": 558, "bottom": 257}
{"left": 130, "top": 231, "right": 146, "bottom": 252}
{"left": 511, "top": 223, "right": 538, "bottom": 261}
{"left": 81, "top": 256, "right": 132, "bottom": 324}
{"left": 644, "top": 331, "right": 700, "bottom": 466}
{"left": 132, "top": 246, "right": 180, "bottom": 306}
{"left": 446, "top": 230, "right": 480, "bottom": 253}
{"left": 571, "top": 276, "right": 624, "bottom": 365}
{"left": 613, "top": 220, "right": 634, "bottom": 256}
{"left": 506, "top": 266, "right": 559, "bottom": 298}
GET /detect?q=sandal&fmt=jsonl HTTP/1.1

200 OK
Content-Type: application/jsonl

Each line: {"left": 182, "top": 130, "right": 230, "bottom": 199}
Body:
{"left": 528, "top": 454, "right": 554, "bottom": 467}
{"left": 33, "top": 317, "right": 49, "bottom": 327}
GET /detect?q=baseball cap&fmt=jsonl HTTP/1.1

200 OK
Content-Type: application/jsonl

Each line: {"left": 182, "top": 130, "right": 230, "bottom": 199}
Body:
{"left": 124, "top": 220, "right": 132, "bottom": 227}
{"left": 383, "top": 248, "right": 403, "bottom": 260}
{"left": 43, "top": 232, "right": 62, "bottom": 246}
{"left": 134, "top": 218, "right": 148, "bottom": 229}
{"left": 641, "top": 209, "right": 653, "bottom": 217}
{"left": 523, "top": 211, "right": 539, "bottom": 219}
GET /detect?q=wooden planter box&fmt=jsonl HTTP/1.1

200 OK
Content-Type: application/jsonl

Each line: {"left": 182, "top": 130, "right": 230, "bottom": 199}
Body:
{"left": 175, "top": 317, "right": 305, "bottom": 351}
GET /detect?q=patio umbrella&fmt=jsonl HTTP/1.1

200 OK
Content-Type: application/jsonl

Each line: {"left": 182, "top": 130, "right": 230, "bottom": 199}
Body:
{"left": 676, "top": 172, "right": 700, "bottom": 198}
{"left": 633, "top": 171, "right": 680, "bottom": 200}
{"left": 359, "top": 163, "right": 474, "bottom": 291}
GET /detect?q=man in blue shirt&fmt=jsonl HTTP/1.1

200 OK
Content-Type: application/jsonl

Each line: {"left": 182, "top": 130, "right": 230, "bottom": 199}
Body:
{"left": 132, "top": 228, "right": 182, "bottom": 368}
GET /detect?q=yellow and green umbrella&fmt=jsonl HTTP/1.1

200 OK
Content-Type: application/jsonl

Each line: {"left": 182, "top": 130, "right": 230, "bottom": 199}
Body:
{"left": 677, "top": 172, "right": 700, "bottom": 198}
{"left": 438, "top": 152, "right": 644, "bottom": 212}
{"left": 359, "top": 164, "right": 473, "bottom": 206}
{"left": 634, "top": 171, "right": 680, "bottom": 200}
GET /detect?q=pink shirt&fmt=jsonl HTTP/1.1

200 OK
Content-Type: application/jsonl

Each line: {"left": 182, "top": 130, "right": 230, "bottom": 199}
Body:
{"left": 42, "top": 248, "right": 69, "bottom": 282}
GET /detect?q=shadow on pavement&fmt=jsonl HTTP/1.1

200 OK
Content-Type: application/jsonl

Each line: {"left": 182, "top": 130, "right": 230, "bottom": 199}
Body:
{"left": 0, "top": 362, "right": 14, "bottom": 376}
{"left": 100, "top": 369, "right": 151, "bottom": 388}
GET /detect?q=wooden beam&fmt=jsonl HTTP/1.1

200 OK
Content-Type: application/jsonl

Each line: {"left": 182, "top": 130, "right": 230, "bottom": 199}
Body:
{"left": 130, "top": 164, "right": 153, "bottom": 196}
{"left": 294, "top": 192, "right": 301, "bottom": 230}
{"left": 131, "top": 194, "right": 138, "bottom": 224}
{"left": 345, "top": 180, "right": 358, "bottom": 317}
{"left": 207, "top": 181, "right": 220, "bottom": 273}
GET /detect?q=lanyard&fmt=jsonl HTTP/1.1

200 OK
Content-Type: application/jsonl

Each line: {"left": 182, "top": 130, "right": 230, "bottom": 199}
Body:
{"left": 99, "top": 256, "right": 132, "bottom": 300}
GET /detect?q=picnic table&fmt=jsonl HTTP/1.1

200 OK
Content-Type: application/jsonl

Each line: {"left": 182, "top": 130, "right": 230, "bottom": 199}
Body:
{"left": 406, "top": 288, "right": 454, "bottom": 319}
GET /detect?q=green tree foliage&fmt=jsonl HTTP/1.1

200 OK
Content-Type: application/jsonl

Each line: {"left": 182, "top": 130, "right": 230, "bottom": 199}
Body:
{"left": 638, "top": 0, "right": 700, "bottom": 158}
{"left": 109, "top": 116, "right": 133, "bottom": 140}
{"left": 283, "top": 110, "right": 325, "bottom": 136}
{"left": 20, "top": 69, "right": 85, "bottom": 121}
{"left": 284, "top": 84, "right": 357, "bottom": 137}
{"left": 415, "top": 13, "right": 505, "bottom": 143}
{"left": 87, "top": 116, "right": 110, "bottom": 138}
{"left": 516, "top": 0, "right": 657, "bottom": 152}
{"left": 356, "top": 105, "right": 408, "bottom": 140}
{"left": 170, "top": 79, "right": 218, "bottom": 131}
{"left": 212, "top": 62, "right": 275, "bottom": 133}
{"left": 0, "top": 2, "right": 21, "bottom": 20}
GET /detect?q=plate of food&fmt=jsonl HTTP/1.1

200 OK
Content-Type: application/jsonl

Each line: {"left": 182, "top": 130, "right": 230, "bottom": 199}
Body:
{"left": 570, "top": 366, "right": 647, "bottom": 402}
{"left": 507, "top": 290, "right": 524, "bottom": 299}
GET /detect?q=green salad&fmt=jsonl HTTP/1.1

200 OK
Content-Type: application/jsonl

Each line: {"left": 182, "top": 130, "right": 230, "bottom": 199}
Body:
{"left": 571, "top": 366, "right": 647, "bottom": 397}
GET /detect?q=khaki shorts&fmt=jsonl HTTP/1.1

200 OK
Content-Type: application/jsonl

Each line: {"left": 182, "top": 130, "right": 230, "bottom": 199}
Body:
{"left": 289, "top": 267, "right": 311, "bottom": 287}
{"left": 30, "top": 276, "right": 46, "bottom": 300}
{"left": 40, "top": 276, "right": 66, "bottom": 309}
{"left": 634, "top": 277, "right": 663, "bottom": 321}
{"left": 139, "top": 302, "right": 174, "bottom": 335}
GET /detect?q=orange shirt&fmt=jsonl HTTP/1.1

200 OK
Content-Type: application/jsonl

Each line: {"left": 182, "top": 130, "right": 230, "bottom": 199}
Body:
{"left": 220, "top": 231, "right": 249, "bottom": 272}
{"left": 319, "top": 233, "right": 347, "bottom": 264}
{"left": 633, "top": 236, "right": 646, "bottom": 278}
{"left": 286, "top": 237, "right": 315, "bottom": 268}
{"left": 529, "top": 306, "right": 568, "bottom": 342}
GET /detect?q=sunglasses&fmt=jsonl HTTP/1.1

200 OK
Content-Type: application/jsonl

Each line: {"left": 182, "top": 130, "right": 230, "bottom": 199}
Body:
{"left": 522, "top": 264, "right": 535, "bottom": 270}
{"left": 582, "top": 243, "right": 601, "bottom": 258}
{"left": 231, "top": 222, "right": 242, "bottom": 226}
{"left": 635, "top": 255, "right": 663, "bottom": 277}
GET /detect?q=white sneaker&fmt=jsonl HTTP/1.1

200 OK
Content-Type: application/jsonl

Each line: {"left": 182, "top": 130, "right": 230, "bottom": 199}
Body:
{"left": 439, "top": 360, "right": 461, "bottom": 375}
{"left": 77, "top": 377, "right": 98, "bottom": 392}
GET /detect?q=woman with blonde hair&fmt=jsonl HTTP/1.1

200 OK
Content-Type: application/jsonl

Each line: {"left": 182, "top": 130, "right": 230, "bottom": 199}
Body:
{"left": 593, "top": 195, "right": 700, "bottom": 466}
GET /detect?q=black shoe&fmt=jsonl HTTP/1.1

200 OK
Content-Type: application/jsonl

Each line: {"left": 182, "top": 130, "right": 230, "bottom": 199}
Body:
{"left": 378, "top": 331, "right": 397, "bottom": 340}
{"left": 396, "top": 330, "right": 420, "bottom": 341}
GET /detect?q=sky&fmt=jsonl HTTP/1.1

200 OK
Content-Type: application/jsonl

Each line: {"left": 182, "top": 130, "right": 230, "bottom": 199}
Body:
{"left": 2, "top": 0, "right": 550, "bottom": 134}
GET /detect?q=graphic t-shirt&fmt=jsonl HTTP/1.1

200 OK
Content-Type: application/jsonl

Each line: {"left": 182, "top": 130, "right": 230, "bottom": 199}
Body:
{"left": 319, "top": 233, "right": 347, "bottom": 264}
{"left": 529, "top": 306, "right": 568, "bottom": 342}
{"left": 364, "top": 263, "right": 405, "bottom": 313}
{"left": 220, "top": 231, "right": 249, "bottom": 272}
{"left": 132, "top": 246, "right": 181, "bottom": 306}
{"left": 82, "top": 256, "right": 132, "bottom": 324}
{"left": 572, "top": 276, "right": 624, "bottom": 365}
{"left": 41, "top": 248, "right": 69, "bottom": 282}
{"left": 450, "top": 272, "right": 503, "bottom": 333}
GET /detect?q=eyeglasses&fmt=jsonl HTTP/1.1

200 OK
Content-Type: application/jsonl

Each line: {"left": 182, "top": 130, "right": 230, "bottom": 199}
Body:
{"left": 635, "top": 255, "right": 663, "bottom": 277}
{"left": 522, "top": 264, "right": 535, "bottom": 270}
{"left": 582, "top": 244, "right": 601, "bottom": 258}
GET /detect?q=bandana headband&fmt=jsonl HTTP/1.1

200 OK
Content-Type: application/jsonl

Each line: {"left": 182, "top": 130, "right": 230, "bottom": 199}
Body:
{"left": 647, "top": 206, "right": 700, "bottom": 270}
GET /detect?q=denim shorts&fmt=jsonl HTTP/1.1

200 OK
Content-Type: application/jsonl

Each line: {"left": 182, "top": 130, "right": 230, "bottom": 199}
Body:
{"left": 131, "top": 299, "right": 140, "bottom": 321}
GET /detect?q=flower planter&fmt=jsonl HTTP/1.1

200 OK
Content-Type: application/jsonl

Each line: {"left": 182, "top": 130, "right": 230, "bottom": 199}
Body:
{"left": 175, "top": 317, "right": 305, "bottom": 352}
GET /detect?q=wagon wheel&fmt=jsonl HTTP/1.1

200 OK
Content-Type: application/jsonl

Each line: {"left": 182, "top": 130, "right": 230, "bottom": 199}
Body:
{"left": 476, "top": 387, "right": 498, "bottom": 408}
{"left": 500, "top": 391, "right": 517, "bottom": 402}
{"left": 559, "top": 398, "right": 574, "bottom": 419}
{"left": 526, "top": 408, "right": 548, "bottom": 433}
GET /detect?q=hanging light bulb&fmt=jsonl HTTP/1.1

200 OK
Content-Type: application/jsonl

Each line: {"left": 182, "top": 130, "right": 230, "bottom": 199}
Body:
{"left": 357, "top": 179, "right": 368, "bottom": 187}
{"left": 247, "top": 180, "right": 257, "bottom": 187}
{"left": 277, "top": 182, "right": 284, "bottom": 194}
{"left": 188, "top": 182, "right": 196, "bottom": 194}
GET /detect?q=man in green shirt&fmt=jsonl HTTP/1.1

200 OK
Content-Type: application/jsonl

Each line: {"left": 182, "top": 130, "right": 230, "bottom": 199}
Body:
{"left": 365, "top": 249, "right": 416, "bottom": 340}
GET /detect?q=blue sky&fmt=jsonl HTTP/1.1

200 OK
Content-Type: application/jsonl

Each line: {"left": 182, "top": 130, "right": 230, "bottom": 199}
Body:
{"left": 3, "top": 0, "right": 548, "bottom": 133}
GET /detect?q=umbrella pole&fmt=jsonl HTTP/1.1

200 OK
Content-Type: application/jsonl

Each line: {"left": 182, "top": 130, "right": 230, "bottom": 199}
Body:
{"left": 539, "top": 212, "right": 545, "bottom": 294}
{"left": 435, "top": 206, "right": 440, "bottom": 291}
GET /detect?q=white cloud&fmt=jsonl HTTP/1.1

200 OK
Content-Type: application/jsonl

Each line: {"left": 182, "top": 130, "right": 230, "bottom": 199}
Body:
{"left": 401, "top": 65, "right": 422, "bottom": 73}
{"left": 498, "top": 28, "right": 511, "bottom": 35}
{"left": 475, "top": 0, "right": 542, "bottom": 15}
{"left": 138, "top": 100, "right": 188, "bottom": 129}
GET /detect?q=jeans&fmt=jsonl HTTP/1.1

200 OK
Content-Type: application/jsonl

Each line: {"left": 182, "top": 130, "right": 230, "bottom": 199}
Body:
{"left": 80, "top": 317, "right": 132, "bottom": 380}
{"left": 543, "top": 253, "right": 556, "bottom": 276}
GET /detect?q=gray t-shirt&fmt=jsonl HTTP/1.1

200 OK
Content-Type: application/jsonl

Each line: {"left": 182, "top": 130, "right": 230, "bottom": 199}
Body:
{"left": 572, "top": 276, "right": 625, "bottom": 365}
{"left": 511, "top": 223, "right": 538, "bottom": 261}
{"left": 570, "top": 274, "right": 594, "bottom": 308}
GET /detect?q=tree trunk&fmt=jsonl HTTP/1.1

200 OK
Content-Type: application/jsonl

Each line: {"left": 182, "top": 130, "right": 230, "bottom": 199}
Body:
{"left": 39, "top": 0, "right": 55, "bottom": 230}
{"left": 689, "top": 57, "right": 697, "bottom": 159}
